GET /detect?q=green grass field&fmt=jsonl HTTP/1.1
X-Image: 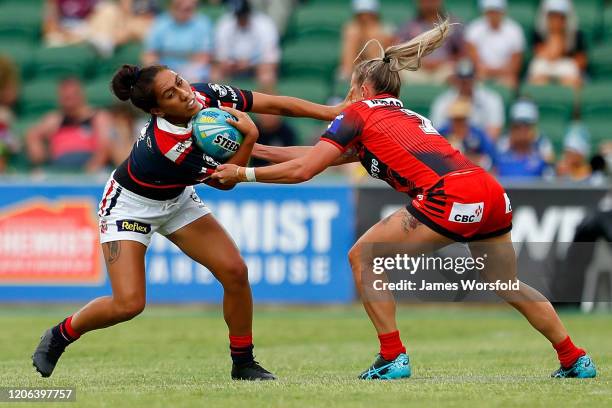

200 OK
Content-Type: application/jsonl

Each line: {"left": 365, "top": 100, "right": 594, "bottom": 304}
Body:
{"left": 0, "top": 305, "right": 610, "bottom": 408}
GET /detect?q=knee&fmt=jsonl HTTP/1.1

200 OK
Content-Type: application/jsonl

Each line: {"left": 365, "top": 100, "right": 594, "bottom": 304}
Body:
{"left": 348, "top": 244, "right": 363, "bottom": 286}
{"left": 219, "top": 259, "right": 249, "bottom": 289}
{"left": 113, "top": 296, "right": 146, "bottom": 321}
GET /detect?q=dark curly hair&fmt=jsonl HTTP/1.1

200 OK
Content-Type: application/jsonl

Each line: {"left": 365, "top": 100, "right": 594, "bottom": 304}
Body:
{"left": 110, "top": 64, "right": 166, "bottom": 113}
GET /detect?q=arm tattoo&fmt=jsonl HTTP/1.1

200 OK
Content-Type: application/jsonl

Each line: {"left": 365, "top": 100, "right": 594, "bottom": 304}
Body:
{"left": 106, "top": 241, "right": 121, "bottom": 264}
{"left": 401, "top": 209, "right": 421, "bottom": 232}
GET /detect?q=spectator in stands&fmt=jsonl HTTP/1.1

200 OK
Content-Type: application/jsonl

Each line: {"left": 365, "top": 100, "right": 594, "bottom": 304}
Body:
{"left": 465, "top": 0, "right": 525, "bottom": 89}
{"left": 495, "top": 99, "right": 555, "bottom": 179}
{"left": 249, "top": 0, "right": 297, "bottom": 37}
{"left": 25, "top": 78, "right": 111, "bottom": 172}
{"left": 430, "top": 59, "right": 505, "bottom": 139}
{"left": 213, "top": 0, "right": 280, "bottom": 88}
{"left": 339, "top": 0, "right": 393, "bottom": 80}
{"left": 87, "top": 0, "right": 161, "bottom": 56}
{"left": 252, "top": 114, "right": 298, "bottom": 167}
{"left": 143, "top": 0, "right": 213, "bottom": 82}
{"left": 556, "top": 122, "right": 592, "bottom": 181}
{"left": 528, "top": 0, "right": 586, "bottom": 89}
{"left": 0, "top": 56, "right": 21, "bottom": 172}
{"left": 395, "top": 0, "right": 464, "bottom": 84}
{"left": 108, "top": 103, "right": 145, "bottom": 166}
{"left": 437, "top": 98, "right": 496, "bottom": 170}
{"left": 44, "top": 0, "right": 159, "bottom": 56}
{"left": 43, "top": 0, "right": 98, "bottom": 46}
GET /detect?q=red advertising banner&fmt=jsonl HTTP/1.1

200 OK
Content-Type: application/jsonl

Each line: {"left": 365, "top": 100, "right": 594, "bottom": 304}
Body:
{"left": 0, "top": 200, "right": 102, "bottom": 284}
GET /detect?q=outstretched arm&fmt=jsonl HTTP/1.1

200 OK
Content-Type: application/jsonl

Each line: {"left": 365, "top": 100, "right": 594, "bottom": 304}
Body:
{"left": 212, "top": 141, "right": 343, "bottom": 185}
{"left": 253, "top": 143, "right": 359, "bottom": 166}
{"left": 251, "top": 88, "right": 354, "bottom": 121}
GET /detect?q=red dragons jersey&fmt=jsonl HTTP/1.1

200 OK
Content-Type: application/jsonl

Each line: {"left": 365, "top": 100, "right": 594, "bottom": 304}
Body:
{"left": 321, "top": 94, "right": 478, "bottom": 197}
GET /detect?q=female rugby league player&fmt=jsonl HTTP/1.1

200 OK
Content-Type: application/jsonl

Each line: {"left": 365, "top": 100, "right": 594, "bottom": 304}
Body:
{"left": 32, "top": 63, "right": 348, "bottom": 380}
{"left": 212, "top": 20, "right": 597, "bottom": 380}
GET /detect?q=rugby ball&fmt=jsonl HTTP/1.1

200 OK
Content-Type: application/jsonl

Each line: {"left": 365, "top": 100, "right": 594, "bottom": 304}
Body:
{"left": 191, "top": 108, "right": 244, "bottom": 162}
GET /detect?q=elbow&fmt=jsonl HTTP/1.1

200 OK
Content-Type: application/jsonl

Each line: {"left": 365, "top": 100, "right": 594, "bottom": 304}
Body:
{"left": 294, "top": 164, "right": 316, "bottom": 183}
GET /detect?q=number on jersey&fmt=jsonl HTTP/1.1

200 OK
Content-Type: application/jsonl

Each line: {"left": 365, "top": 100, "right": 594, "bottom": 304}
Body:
{"left": 400, "top": 109, "right": 439, "bottom": 135}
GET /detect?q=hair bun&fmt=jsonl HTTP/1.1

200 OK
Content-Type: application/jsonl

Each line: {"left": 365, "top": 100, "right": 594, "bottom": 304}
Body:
{"left": 111, "top": 64, "right": 141, "bottom": 101}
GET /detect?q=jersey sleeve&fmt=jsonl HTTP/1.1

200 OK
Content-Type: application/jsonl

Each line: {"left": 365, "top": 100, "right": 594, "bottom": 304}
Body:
{"left": 320, "top": 108, "right": 364, "bottom": 152}
{"left": 193, "top": 83, "right": 253, "bottom": 111}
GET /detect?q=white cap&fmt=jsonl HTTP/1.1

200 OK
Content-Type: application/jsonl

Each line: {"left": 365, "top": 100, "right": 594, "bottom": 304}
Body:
{"left": 480, "top": 0, "right": 506, "bottom": 11}
{"left": 510, "top": 100, "right": 539, "bottom": 124}
{"left": 564, "top": 122, "right": 591, "bottom": 157}
{"left": 544, "top": 0, "right": 571, "bottom": 15}
{"left": 352, "top": 0, "right": 379, "bottom": 14}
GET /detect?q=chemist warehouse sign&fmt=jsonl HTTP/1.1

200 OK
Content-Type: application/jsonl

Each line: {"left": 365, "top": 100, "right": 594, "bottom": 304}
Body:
{"left": 0, "top": 183, "right": 354, "bottom": 303}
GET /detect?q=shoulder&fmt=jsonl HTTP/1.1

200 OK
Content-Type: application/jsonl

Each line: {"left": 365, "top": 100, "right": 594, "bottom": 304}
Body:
{"left": 503, "top": 18, "right": 524, "bottom": 35}
{"left": 152, "top": 13, "right": 172, "bottom": 28}
{"left": 216, "top": 14, "right": 234, "bottom": 29}
{"left": 466, "top": 18, "right": 486, "bottom": 35}
{"left": 192, "top": 13, "right": 212, "bottom": 27}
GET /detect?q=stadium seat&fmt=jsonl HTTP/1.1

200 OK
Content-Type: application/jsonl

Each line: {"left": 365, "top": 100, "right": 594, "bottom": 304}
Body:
{"left": 589, "top": 43, "right": 612, "bottom": 79}
{"left": 580, "top": 81, "right": 612, "bottom": 110}
{"left": 277, "top": 78, "right": 330, "bottom": 104}
{"left": 582, "top": 117, "right": 610, "bottom": 150}
{"left": 96, "top": 42, "right": 143, "bottom": 77}
{"left": 32, "top": 45, "right": 97, "bottom": 80}
{"left": 484, "top": 82, "right": 515, "bottom": 108}
{"left": 380, "top": 2, "right": 415, "bottom": 27}
{"left": 281, "top": 38, "right": 340, "bottom": 80}
{"left": 85, "top": 76, "right": 115, "bottom": 109}
{"left": 605, "top": 4, "right": 612, "bottom": 39}
{"left": 0, "top": 3, "right": 42, "bottom": 43}
{"left": 19, "top": 78, "right": 60, "bottom": 118}
{"left": 507, "top": 2, "right": 537, "bottom": 35}
{"left": 575, "top": 0, "right": 604, "bottom": 45}
{"left": 539, "top": 118, "right": 570, "bottom": 155}
{"left": 0, "top": 39, "right": 36, "bottom": 79}
{"left": 519, "top": 84, "right": 576, "bottom": 120}
{"left": 294, "top": 4, "right": 352, "bottom": 33}
{"left": 445, "top": 0, "right": 477, "bottom": 23}
{"left": 400, "top": 84, "right": 446, "bottom": 117}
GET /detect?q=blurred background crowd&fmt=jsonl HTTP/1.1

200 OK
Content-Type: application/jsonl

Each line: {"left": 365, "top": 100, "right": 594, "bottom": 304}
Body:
{"left": 0, "top": 0, "right": 611, "bottom": 184}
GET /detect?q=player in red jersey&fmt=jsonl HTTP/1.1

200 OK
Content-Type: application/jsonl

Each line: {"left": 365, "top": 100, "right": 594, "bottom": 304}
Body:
{"left": 32, "top": 64, "right": 347, "bottom": 380}
{"left": 213, "top": 20, "right": 596, "bottom": 380}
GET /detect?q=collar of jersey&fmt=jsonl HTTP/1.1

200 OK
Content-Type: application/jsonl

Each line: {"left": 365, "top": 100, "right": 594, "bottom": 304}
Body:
{"left": 156, "top": 116, "right": 193, "bottom": 139}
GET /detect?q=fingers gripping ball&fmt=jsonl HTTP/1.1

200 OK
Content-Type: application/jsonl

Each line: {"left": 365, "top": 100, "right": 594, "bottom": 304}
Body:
{"left": 191, "top": 108, "right": 244, "bottom": 162}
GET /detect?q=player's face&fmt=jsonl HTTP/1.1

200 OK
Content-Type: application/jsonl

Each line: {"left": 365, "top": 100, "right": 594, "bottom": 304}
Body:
{"left": 151, "top": 69, "right": 202, "bottom": 121}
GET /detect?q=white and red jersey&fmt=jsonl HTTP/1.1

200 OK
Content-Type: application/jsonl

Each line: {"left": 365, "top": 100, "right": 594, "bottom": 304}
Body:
{"left": 113, "top": 83, "right": 253, "bottom": 200}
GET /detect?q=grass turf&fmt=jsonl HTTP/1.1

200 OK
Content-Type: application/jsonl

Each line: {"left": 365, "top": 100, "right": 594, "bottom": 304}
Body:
{"left": 0, "top": 305, "right": 610, "bottom": 408}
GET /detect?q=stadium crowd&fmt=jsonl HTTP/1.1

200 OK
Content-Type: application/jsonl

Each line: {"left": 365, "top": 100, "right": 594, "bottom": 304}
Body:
{"left": 0, "top": 0, "right": 610, "bottom": 184}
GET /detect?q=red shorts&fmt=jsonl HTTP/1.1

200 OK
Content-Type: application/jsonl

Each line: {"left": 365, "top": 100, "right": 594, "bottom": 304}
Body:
{"left": 407, "top": 168, "right": 512, "bottom": 242}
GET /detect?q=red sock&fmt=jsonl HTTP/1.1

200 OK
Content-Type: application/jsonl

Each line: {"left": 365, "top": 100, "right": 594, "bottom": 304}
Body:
{"left": 229, "top": 334, "right": 253, "bottom": 349}
{"left": 553, "top": 336, "right": 586, "bottom": 368}
{"left": 378, "top": 330, "right": 406, "bottom": 361}
{"left": 63, "top": 315, "right": 81, "bottom": 340}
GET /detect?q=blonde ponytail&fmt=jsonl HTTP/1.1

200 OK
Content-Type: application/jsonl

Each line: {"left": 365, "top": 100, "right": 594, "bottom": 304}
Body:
{"left": 385, "top": 18, "right": 451, "bottom": 72}
{"left": 352, "top": 18, "right": 452, "bottom": 97}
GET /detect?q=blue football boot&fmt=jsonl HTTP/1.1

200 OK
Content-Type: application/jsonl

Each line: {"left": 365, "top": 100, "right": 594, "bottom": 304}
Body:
{"left": 358, "top": 353, "right": 411, "bottom": 380}
{"left": 551, "top": 355, "right": 596, "bottom": 378}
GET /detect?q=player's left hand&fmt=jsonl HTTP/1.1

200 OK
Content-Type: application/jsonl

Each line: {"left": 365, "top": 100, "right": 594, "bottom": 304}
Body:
{"left": 212, "top": 163, "right": 242, "bottom": 184}
{"left": 219, "top": 106, "right": 259, "bottom": 140}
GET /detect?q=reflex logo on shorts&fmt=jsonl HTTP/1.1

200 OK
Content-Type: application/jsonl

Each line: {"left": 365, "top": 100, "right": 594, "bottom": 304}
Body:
{"left": 449, "top": 202, "right": 484, "bottom": 223}
{"left": 116, "top": 219, "right": 151, "bottom": 234}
